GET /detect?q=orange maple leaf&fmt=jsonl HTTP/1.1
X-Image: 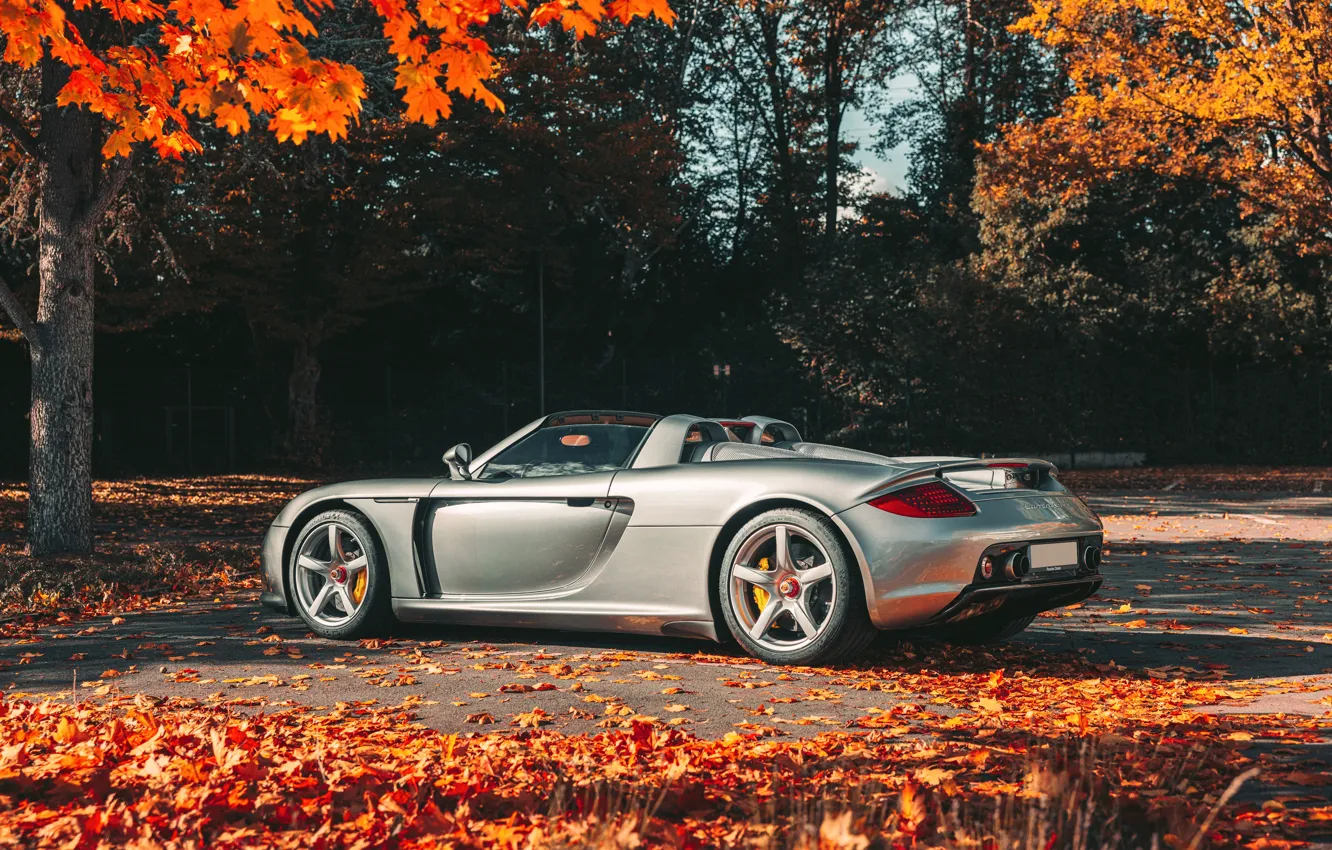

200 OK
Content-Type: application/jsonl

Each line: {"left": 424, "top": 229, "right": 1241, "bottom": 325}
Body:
{"left": 403, "top": 82, "right": 452, "bottom": 125}
{"left": 213, "top": 103, "right": 250, "bottom": 136}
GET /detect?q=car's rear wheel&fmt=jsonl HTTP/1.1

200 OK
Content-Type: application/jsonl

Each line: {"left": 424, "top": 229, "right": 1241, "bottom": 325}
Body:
{"left": 288, "top": 509, "right": 392, "bottom": 639}
{"left": 937, "top": 612, "right": 1035, "bottom": 645}
{"left": 718, "top": 508, "right": 877, "bottom": 665}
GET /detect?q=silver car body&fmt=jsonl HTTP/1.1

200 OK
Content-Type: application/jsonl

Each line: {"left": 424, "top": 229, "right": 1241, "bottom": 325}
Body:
{"left": 260, "top": 411, "right": 1103, "bottom": 640}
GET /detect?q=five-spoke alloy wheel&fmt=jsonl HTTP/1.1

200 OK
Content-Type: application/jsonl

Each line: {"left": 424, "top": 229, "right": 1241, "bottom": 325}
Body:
{"left": 719, "top": 508, "right": 877, "bottom": 665}
{"left": 289, "top": 509, "right": 390, "bottom": 639}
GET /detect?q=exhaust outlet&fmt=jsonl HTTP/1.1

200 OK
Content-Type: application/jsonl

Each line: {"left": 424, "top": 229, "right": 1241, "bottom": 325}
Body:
{"left": 1083, "top": 546, "right": 1102, "bottom": 570}
{"left": 1004, "top": 551, "right": 1030, "bottom": 580}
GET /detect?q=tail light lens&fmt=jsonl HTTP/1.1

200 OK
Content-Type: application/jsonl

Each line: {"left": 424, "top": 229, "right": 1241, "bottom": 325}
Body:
{"left": 870, "top": 481, "right": 977, "bottom": 518}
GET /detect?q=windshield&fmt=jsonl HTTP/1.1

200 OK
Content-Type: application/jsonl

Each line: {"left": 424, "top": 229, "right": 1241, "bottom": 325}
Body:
{"left": 477, "top": 423, "right": 651, "bottom": 479}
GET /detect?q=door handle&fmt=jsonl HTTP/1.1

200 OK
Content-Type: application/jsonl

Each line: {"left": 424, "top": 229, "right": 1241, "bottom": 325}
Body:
{"left": 566, "top": 497, "right": 595, "bottom": 507}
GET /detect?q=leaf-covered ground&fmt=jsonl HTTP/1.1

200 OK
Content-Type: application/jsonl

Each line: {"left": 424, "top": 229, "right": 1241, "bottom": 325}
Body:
{"left": 0, "top": 473, "right": 1329, "bottom": 848}
{"left": 1, "top": 689, "right": 1327, "bottom": 849}
{"left": 0, "top": 476, "right": 311, "bottom": 547}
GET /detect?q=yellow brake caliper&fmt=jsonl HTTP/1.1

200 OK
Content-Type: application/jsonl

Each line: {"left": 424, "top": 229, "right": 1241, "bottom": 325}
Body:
{"left": 352, "top": 567, "right": 368, "bottom": 604}
{"left": 752, "top": 556, "right": 772, "bottom": 615}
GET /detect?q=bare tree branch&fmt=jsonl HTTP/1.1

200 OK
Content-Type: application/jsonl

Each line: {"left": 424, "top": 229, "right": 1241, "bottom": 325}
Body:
{"left": 0, "top": 272, "right": 41, "bottom": 353}
{"left": 0, "top": 103, "right": 39, "bottom": 159}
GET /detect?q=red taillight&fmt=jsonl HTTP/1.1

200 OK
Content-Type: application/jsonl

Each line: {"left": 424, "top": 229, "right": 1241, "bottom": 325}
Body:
{"left": 987, "top": 462, "right": 1028, "bottom": 469}
{"left": 870, "top": 481, "right": 977, "bottom": 518}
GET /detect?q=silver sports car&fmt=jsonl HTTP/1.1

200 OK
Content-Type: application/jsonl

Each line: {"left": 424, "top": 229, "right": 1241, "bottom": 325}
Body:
{"left": 260, "top": 411, "right": 1103, "bottom": 664}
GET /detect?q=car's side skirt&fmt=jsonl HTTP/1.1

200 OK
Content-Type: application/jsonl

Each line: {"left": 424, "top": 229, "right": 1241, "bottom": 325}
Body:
{"left": 391, "top": 599, "right": 720, "bottom": 641}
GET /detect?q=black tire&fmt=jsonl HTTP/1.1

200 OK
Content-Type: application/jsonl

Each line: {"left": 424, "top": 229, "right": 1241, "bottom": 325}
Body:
{"left": 718, "top": 508, "right": 878, "bottom": 665}
{"left": 937, "top": 612, "right": 1035, "bottom": 645}
{"left": 287, "top": 509, "right": 393, "bottom": 639}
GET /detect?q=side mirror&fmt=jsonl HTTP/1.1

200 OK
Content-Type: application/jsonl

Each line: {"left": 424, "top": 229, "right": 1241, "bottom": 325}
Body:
{"left": 443, "top": 443, "right": 473, "bottom": 480}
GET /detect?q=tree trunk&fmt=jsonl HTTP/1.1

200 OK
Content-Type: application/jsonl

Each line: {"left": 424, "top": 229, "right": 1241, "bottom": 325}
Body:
{"left": 757, "top": 5, "right": 804, "bottom": 285}
{"left": 284, "top": 337, "right": 324, "bottom": 466}
{"left": 27, "top": 92, "right": 105, "bottom": 556}
{"left": 823, "top": 21, "right": 845, "bottom": 255}
{"left": 952, "top": 0, "right": 982, "bottom": 212}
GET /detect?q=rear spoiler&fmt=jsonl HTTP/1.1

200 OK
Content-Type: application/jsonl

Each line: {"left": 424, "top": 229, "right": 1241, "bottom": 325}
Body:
{"left": 860, "top": 458, "right": 1059, "bottom": 501}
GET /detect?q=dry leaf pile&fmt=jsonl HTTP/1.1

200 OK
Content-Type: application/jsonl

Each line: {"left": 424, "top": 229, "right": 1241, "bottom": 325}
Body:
{"left": 0, "top": 664, "right": 1327, "bottom": 850}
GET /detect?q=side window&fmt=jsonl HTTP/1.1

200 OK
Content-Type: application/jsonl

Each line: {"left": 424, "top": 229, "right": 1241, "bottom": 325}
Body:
{"left": 478, "top": 424, "right": 648, "bottom": 479}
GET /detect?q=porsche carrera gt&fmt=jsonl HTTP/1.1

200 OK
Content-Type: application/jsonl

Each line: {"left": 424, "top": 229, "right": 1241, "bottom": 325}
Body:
{"left": 260, "top": 411, "right": 1103, "bottom": 664}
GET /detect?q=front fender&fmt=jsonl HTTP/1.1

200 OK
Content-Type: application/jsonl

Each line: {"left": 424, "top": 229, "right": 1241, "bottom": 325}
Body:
{"left": 263, "top": 478, "right": 442, "bottom": 613}
{"left": 271, "top": 479, "right": 440, "bottom": 527}
{"left": 260, "top": 522, "right": 294, "bottom": 613}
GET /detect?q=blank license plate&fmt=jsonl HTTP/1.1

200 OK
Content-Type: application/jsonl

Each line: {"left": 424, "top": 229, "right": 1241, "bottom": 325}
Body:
{"left": 1030, "top": 541, "right": 1078, "bottom": 570}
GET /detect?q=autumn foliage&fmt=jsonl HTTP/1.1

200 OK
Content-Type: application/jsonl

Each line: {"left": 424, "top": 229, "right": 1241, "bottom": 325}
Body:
{"left": 1, "top": 0, "right": 674, "bottom": 159}
{"left": 983, "top": 0, "right": 1332, "bottom": 250}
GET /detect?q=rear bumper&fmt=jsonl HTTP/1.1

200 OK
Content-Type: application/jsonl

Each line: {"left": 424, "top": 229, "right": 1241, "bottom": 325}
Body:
{"left": 925, "top": 575, "right": 1102, "bottom": 625}
{"left": 835, "top": 490, "right": 1103, "bottom": 630}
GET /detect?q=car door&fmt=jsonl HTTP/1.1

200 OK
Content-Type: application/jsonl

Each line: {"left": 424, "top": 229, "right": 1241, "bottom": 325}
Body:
{"left": 425, "top": 473, "right": 617, "bottom": 596}
{"left": 423, "top": 419, "right": 651, "bottom": 596}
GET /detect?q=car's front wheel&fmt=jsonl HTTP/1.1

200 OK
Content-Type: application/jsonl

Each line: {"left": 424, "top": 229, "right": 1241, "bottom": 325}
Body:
{"left": 288, "top": 509, "right": 392, "bottom": 639}
{"left": 718, "top": 508, "right": 877, "bottom": 665}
